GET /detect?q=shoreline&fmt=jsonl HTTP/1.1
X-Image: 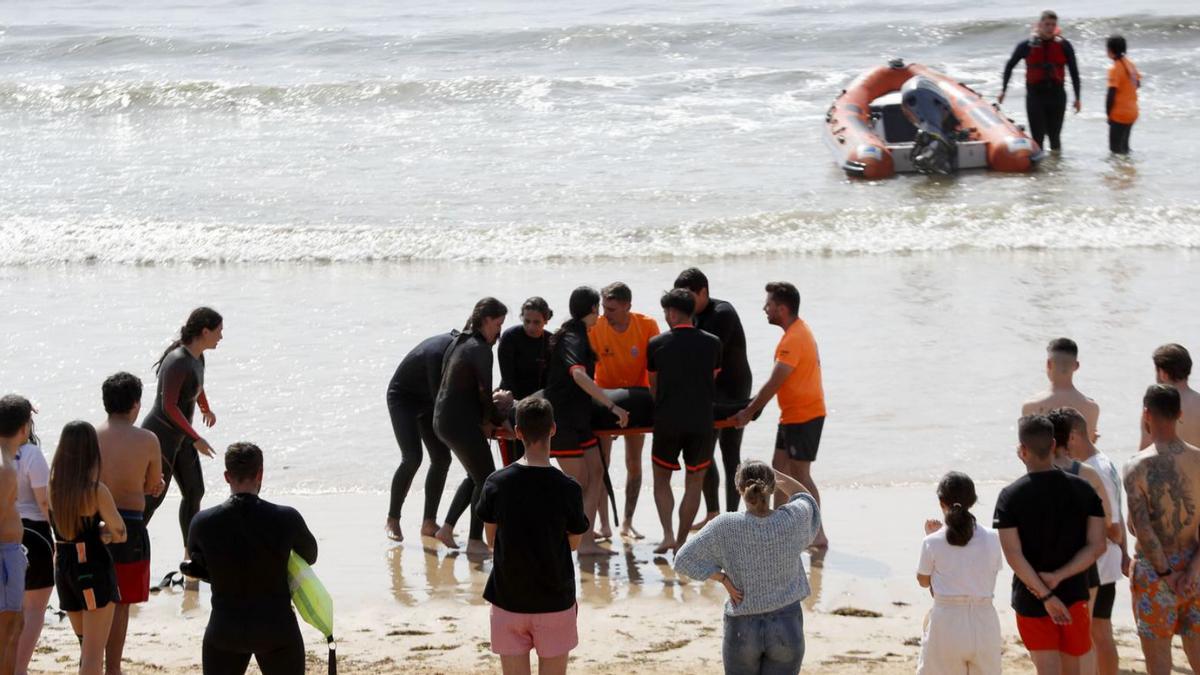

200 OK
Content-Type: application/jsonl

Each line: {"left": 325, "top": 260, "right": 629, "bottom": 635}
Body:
{"left": 26, "top": 486, "right": 1172, "bottom": 673}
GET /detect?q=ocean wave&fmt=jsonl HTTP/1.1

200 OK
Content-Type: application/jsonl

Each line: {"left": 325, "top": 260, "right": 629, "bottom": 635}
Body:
{"left": 4, "top": 203, "right": 1199, "bottom": 265}
{"left": 4, "top": 14, "right": 1196, "bottom": 63}
{"left": 0, "top": 68, "right": 826, "bottom": 113}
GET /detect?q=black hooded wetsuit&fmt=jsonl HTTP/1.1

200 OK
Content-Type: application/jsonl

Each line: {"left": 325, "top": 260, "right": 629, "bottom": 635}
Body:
{"left": 695, "top": 298, "right": 753, "bottom": 513}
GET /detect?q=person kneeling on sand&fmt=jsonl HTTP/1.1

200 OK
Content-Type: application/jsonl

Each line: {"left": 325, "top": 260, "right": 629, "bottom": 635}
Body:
{"left": 479, "top": 397, "right": 589, "bottom": 675}
{"left": 916, "top": 472, "right": 1003, "bottom": 675}
{"left": 673, "top": 460, "right": 820, "bottom": 675}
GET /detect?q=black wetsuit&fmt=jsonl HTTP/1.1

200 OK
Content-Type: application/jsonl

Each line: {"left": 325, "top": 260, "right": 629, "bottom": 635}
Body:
{"left": 646, "top": 326, "right": 723, "bottom": 472}
{"left": 1002, "top": 38, "right": 1080, "bottom": 151}
{"left": 143, "top": 346, "right": 207, "bottom": 544}
{"left": 433, "top": 331, "right": 500, "bottom": 542}
{"left": 544, "top": 322, "right": 599, "bottom": 456}
{"left": 186, "top": 493, "right": 317, "bottom": 675}
{"left": 694, "top": 298, "right": 752, "bottom": 513}
{"left": 496, "top": 325, "right": 550, "bottom": 464}
{"left": 386, "top": 330, "right": 459, "bottom": 521}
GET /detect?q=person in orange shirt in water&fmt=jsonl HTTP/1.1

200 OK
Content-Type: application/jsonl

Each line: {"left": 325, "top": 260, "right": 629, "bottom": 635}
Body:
{"left": 736, "top": 282, "right": 829, "bottom": 551}
{"left": 589, "top": 282, "right": 660, "bottom": 540}
{"left": 1105, "top": 35, "right": 1139, "bottom": 155}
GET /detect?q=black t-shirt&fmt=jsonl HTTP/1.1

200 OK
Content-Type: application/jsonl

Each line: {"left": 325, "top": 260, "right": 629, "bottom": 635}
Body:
{"left": 544, "top": 322, "right": 595, "bottom": 431}
{"left": 993, "top": 470, "right": 1103, "bottom": 617}
{"left": 387, "top": 330, "right": 458, "bottom": 408}
{"left": 477, "top": 464, "right": 589, "bottom": 613}
{"left": 433, "top": 332, "right": 497, "bottom": 428}
{"left": 497, "top": 325, "right": 550, "bottom": 401}
{"left": 694, "top": 298, "right": 751, "bottom": 399}
{"left": 646, "top": 326, "right": 722, "bottom": 434}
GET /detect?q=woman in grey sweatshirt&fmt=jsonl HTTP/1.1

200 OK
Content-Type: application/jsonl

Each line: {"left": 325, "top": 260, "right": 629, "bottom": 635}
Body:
{"left": 674, "top": 460, "right": 820, "bottom": 675}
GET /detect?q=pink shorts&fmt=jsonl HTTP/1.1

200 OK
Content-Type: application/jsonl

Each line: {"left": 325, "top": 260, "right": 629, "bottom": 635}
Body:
{"left": 489, "top": 603, "right": 579, "bottom": 658}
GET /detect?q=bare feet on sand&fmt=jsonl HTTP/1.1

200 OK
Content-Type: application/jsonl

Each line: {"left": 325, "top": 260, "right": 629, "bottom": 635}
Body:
{"left": 577, "top": 540, "right": 619, "bottom": 557}
{"left": 385, "top": 518, "right": 404, "bottom": 542}
{"left": 435, "top": 524, "right": 460, "bottom": 549}
{"left": 653, "top": 538, "right": 676, "bottom": 555}
{"left": 690, "top": 512, "right": 718, "bottom": 532}
{"left": 620, "top": 524, "right": 645, "bottom": 540}
{"left": 419, "top": 520, "right": 439, "bottom": 538}
{"left": 465, "top": 539, "right": 491, "bottom": 557}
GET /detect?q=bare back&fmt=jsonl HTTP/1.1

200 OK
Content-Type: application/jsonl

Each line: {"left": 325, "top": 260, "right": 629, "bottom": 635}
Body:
{"left": 1023, "top": 388, "right": 1101, "bottom": 440}
{"left": 1125, "top": 440, "right": 1200, "bottom": 560}
{"left": 97, "top": 421, "right": 162, "bottom": 512}
{"left": 0, "top": 458, "right": 21, "bottom": 543}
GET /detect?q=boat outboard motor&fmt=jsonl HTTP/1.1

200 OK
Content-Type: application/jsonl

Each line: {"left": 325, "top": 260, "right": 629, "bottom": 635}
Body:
{"left": 900, "top": 76, "right": 958, "bottom": 175}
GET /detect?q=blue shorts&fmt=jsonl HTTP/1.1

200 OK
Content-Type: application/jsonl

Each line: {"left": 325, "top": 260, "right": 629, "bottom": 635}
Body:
{"left": 0, "top": 542, "right": 28, "bottom": 612}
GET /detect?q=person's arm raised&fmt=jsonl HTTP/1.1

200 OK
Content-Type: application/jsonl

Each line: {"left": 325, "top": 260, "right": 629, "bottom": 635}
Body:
{"left": 772, "top": 468, "right": 809, "bottom": 499}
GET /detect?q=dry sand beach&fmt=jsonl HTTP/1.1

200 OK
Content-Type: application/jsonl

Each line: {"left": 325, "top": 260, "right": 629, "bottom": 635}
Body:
{"left": 24, "top": 488, "right": 1178, "bottom": 674}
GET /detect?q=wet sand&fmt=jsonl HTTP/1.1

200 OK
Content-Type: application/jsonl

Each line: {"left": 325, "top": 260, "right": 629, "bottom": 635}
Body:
{"left": 26, "top": 485, "right": 1174, "bottom": 673}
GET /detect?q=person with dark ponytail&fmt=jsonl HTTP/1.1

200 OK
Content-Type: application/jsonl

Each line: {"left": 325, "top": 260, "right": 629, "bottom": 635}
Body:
{"left": 433, "top": 298, "right": 511, "bottom": 556}
{"left": 543, "top": 286, "right": 629, "bottom": 557}
{"left": 916, "top": 472, "right": 1002, "bottom": 675}
{"left": 142, "top": 307, "right": 223, "bottom": 567}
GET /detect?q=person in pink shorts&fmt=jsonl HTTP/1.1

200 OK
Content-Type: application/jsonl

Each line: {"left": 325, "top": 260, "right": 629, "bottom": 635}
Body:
{"left": 478, "top": 396, "right": 589, "bottom": 674}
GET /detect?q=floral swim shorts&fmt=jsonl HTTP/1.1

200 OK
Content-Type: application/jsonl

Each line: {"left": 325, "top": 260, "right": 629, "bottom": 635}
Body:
{"left": 1132, "top": 553, "right": 1200, "bottom": 640}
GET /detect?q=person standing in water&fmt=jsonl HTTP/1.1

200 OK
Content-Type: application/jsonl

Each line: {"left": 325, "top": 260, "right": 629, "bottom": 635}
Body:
{"left": 545, "top": 286, "right": 629, "bottom": 558}
{"left": 589, "top": 282, "right": 659, "bottom": 541}
{"left": 49, "top": 420, "right": 128, "bottom": 675}
{"left": 497, "top": 297, "right": 554, "bottom": 466}
{"left": 735, "top": 282, "right": 828, "bottom": 551}
{"left": 1022, "top": 338, "right": 1100, "bottom": 441}
{"left": 646, "top": 289, "right": 721, "bottom": 555}
{"left": 434, "top": 298, "right": 511, "bottom": 556}
{"left": 385, "top": 328, "right": 460, "bottom": 543}
{"left": 999, "top": 10, "right": 1081, "bottom": 152}
{"left": 97, "top": 372, "right": 165, "bottom": 674}
{"left": 674, "top": 268, "right": 752, "bottom": 527}
{"left": 1105, "top": 35, "right": 1139, "bottom": 155}
{"left": 0, "top": 395, "right": 35, "bottom": 675}
{"left": 142, "top": 307, "right": 223, "bottom": 574}
{"left": 674, "top": 461, "right": 820, "bottom": 675}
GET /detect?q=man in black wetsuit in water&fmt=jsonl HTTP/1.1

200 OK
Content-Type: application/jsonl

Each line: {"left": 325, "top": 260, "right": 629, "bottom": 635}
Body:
{"left": 185, "top": 442, "right": 317, "bottom": 675}
{"left": 998, "top": 10, "right": 1081, "bottom": 152}
{"left": 674, "top": 268, "right": 752, "bottom": 526}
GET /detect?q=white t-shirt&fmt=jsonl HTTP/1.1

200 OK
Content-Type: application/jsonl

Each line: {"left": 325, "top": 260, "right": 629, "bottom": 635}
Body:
{"left": 917, "top": 523, "right": 1002, "bottom": 598}
{"left": 14, "top": 443, "right": 50, "bottom": 522}
{"left": 1085, "top": 451, "right": 1125, "bottom": 585}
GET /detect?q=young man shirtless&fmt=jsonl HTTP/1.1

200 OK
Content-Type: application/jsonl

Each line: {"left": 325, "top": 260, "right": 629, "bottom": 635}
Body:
{"left": 1140, "top": 344, "right": 1200, "bottom": 449}
{"left": 97, "top": 373, "right": 164, "bottom": 674}
{"left": 1125, "top": 384, "right": 1200, "bottom": 674}
{"left": 0, "top": 394, "right": 35, "bottom": 675}
{"left": 1023, "top": 338, "right": 1100, "bottom": 441}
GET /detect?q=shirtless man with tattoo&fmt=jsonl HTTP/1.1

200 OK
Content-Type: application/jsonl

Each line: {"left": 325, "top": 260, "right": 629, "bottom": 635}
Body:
{"left": 1125, "top": 384, "right": 1200, "bottom": 674}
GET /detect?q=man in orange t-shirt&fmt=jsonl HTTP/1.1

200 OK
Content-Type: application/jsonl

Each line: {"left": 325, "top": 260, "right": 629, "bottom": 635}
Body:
{"left": 588, "top": 282, "right": 661, "bottom": 539}
{"left": 1105, "top": 35, "right": 1139, "bottom": 155}
{"left": 736, "top": 281, "right": 828, "bottom": 550}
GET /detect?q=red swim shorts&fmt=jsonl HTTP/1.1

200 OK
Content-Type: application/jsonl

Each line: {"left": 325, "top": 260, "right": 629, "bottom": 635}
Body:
{"left": 1016, "top": 601, "right": 1092, "bottom": 656}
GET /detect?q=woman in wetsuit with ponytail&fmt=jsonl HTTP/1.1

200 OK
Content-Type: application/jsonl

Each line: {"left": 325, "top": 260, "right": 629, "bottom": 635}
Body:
{"left": 545, "top": 287, "right": 629, "bottom": 557}
{"left": 433, "top": 298, "right": 510, "bottom": 555}
{"left": 142, "top": 307, "right": 223, "bottom": 564}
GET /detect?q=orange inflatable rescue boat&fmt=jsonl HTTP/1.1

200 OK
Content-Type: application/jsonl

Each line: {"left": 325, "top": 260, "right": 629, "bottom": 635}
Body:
{"left": 824, "top": 59, "right": 1043, "bottom": 178}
